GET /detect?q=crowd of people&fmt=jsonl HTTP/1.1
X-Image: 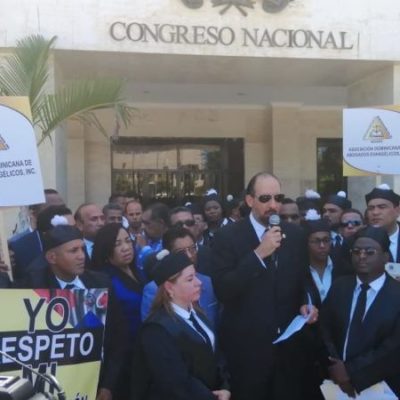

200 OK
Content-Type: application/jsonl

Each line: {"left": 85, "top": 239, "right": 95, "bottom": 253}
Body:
{"left": 1, "top": 172, "right": 400, "bottom": 400}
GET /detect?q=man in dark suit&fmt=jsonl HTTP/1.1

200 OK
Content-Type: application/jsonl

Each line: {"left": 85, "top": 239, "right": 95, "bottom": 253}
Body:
{"left": 322, "top": 191, "right": 353, "bottom": 265}
{"left": 169, "top": 206, "right": 212, "bottom": 276}
{"left": 212, "top": 172, "right": 318, "bottom": 400}
{"left": 365, "top": 184, "right": 400, "bottom": 263}
{"left": 8, "top": 189, "right": 65, "bottom": 279}
{"left": 321, "top": 226, "right": 400, "bottom": 398}
{"left": 16, "top": 224, "right": 127, "bottom": 400}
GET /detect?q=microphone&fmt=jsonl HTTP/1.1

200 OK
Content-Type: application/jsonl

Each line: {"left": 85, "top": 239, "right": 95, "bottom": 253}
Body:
{"left": 0, "top": 349, "right": 66, "bottom": 400}
{"left": 268, "top": 214, "right": 281, "bottom": 228}
{"left": 268, "top": 214, "right": 284, "bottom": 268}
{"left": 268, "top": 214, "right": 286, "bottom": 239}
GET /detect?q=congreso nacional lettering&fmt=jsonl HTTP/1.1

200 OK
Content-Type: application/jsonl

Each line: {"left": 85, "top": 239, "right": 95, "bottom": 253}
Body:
{"left": 109, "top": 22, "right": 354, "bottom": 50}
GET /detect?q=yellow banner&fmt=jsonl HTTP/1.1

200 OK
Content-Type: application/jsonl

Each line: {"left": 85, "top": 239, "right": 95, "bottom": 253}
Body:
{"left": 0, "top": 289, "right": 108, "bottom": 399}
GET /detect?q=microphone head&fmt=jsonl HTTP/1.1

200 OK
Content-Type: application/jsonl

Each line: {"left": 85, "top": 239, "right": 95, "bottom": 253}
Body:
{"left": 268, "top": 214, "right": 281, "bottom": 226}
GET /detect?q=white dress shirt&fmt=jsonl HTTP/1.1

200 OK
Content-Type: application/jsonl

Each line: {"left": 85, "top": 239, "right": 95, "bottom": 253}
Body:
{"left": 171, "top": 303, "right": 215, "bottom": 349}
{"left": 55, "top": 276, "right": 86, "bottom": 289}
{"left": 249, "top": 212, "right": 268, "bottom": 268}
{"left": 389, "top": 225, "right": 399, "bottom": 262}
{"left": 84, "top": 238, "right": 94, "bottom": 259}
{"left": 309, "top": 257, "right": 334, "bottom": 302}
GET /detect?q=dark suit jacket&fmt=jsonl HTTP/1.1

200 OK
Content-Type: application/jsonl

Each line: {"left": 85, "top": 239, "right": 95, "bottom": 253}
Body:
{"left": 15, "top": 266, "right": 128, "bottom": 395}
{"left": 131, "top": 308, "right": 228, "bottom": 400}
{"left": 0, "top": 272, "right": 11, "bottom": 288}
{"left": 211, "top": 216, "right": 310, "bottom": 399}
{"left": 388, "top": 222, "right": 400, "bottom": 263}
{"left": 8, "top": 230, "right": 42, "bottom": 280}
{"left": 321, "top": 274, "right": 400, "bottom": 395}
{"left": 329, "top": 234, "right": 353, "bottom": 279}
{"left": 197, "top": 244, "right": 212, "bottom": 276}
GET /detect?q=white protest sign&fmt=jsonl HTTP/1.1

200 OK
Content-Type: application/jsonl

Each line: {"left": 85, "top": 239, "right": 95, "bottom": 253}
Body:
{"left": 0, "top": 98, "right": 45, "bottom": 206}
{"left": 343, "top": 107, "right": 400, "bottom": 176}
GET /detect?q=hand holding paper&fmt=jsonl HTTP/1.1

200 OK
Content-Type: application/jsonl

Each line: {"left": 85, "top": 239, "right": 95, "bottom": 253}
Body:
{"left": 273, "top": 293, "right": 316, "bottom": 344}
{"left": 328, "top": 357, "right": 356, "bottom": 398}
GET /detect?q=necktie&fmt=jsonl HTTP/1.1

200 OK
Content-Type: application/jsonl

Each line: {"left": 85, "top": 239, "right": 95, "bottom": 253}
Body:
{"left": 334, "top": 235, "right": 342, "bottom": 248}
{"left": 189, "top": 312, "right": 212, "bottom": 348}
{"left": 65, "top": 283, "right": 76, "bottom": 290}
{"left": 346, "top": 283, "right": 370, "bottom": 359}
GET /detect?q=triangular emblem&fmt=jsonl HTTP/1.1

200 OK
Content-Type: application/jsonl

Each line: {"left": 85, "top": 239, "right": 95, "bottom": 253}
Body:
{"left": 0, "top": 134, "right": 9, "bottom": 150}
{"left": 363, "top": 116, "right": 391, "bottom": 143}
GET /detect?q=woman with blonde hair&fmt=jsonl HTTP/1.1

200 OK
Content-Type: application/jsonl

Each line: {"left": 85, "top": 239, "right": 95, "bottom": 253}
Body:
{"left": 131, "top": 251, "right": 230, "bottom": 400}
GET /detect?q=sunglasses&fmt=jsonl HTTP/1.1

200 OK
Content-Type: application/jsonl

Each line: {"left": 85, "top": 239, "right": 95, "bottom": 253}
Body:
{"left": 172, "top": 219, "right": 196, "bottom": 228}
{"left": 340, "top": 220, "right": 362, "bottom": 228}
{"left": 351, "top": 247, "right": 378, "bottom": 256}
{"left": 255, "top": 194, "right": 285, "bottom": 203}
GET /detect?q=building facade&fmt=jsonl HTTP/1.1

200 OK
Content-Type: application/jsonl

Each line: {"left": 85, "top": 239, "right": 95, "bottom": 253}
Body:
{"left": 2, "top": 0, "right": 400, "bottom": 229}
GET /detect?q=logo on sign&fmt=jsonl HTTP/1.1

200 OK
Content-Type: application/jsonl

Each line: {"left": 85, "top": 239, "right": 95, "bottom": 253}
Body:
{"left": 363, "top": 116, "right": 392, "bottom": 143}
{"left": 0, "top": 134, "right": 9, "bottom": 150}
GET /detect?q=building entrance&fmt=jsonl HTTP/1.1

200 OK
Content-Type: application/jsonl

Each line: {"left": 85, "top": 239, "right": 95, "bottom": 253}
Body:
{"left": 111, "top": 137, "right": 244, "bottom": 205}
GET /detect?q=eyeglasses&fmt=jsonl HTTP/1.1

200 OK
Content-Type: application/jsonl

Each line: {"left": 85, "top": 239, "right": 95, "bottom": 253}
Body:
{"left": 340, "top": 220, "right": 362, "bottom": 228}
{"left": 308, "top": 238, "right": 331, "bottom": 245}
{"left": 173, "top": 244, "right": 198, "bottom": 255}
{"left": 255, "top": 194, "right": 285, "bottom": 203}
{"left": 351, "top": 247, "right": 378, "bottom": 256}
{"left": 172, "top": 219, "right": 196, "bottom": 228}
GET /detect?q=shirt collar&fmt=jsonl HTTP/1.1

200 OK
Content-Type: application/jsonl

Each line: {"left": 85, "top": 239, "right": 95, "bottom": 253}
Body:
{"left": 249, "top": 212, "right": 267, "bottom": 241}
{"left": 310, "top": 256, "right": 334, "bottom": 272}
{"left": 55, "top": 276, "right": 86, "bottom": 289}
{"left": 356, "top": 273, "right": 386, "bottom": 292}
{"left": 171, "top": 302, "right": 194, "bottom": 320}
{"left": 330, "top": 231, "right": 342, "bottom": 240}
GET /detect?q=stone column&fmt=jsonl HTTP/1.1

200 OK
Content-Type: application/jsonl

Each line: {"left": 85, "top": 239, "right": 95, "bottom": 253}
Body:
{"left": 271, "top": 102, "right": 303, "bottom": 197}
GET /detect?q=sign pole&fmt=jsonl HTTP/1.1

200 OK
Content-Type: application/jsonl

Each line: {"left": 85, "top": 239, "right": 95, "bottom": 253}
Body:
{"left": 0, "top": 209, "right": 12, "bottom": 280}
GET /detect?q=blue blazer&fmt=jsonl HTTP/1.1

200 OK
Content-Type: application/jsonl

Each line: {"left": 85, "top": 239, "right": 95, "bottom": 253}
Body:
{"left": 8, "top": 230, "right": 42, "bottom": 280}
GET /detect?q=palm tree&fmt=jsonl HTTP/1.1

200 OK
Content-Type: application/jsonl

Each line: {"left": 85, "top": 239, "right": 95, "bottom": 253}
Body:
{"left": 0, "top": 34, "right": 133, "bottom": 144}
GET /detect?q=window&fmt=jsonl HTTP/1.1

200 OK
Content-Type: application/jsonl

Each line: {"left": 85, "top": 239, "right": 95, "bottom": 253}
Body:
{"left": 317, "top": 138, "right": 347, "bottom": 196}
{"left": 111, "top": 137, "right": 244, "bottom": 204}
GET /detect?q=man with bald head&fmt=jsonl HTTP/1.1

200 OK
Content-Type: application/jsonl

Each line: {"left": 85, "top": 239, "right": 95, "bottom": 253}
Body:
{"left": 212, "top": 172, "right": 318, "bottom": 400}
{"left": 74, "top": 203, "right": 105, "bottom": 259}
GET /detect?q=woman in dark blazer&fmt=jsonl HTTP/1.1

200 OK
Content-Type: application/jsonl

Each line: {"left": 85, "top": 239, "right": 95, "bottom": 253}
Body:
{"left": 131, "top": 251, "right": 230, "bottom": 400}
{"left": 92, "top": 223, "right": 143, "bottom": 400}
{"left": 202, "top": 193, "right": 230, "bottom": 246}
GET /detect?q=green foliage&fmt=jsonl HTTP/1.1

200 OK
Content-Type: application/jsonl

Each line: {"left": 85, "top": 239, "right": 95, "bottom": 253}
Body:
{"left": 0, "top": 35, "right": 133, "bottom": 144}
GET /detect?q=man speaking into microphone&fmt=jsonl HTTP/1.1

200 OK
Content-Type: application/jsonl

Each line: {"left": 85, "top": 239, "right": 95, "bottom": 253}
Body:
{"left": 212, "top": 172, "right": 319, "bottom": 400}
